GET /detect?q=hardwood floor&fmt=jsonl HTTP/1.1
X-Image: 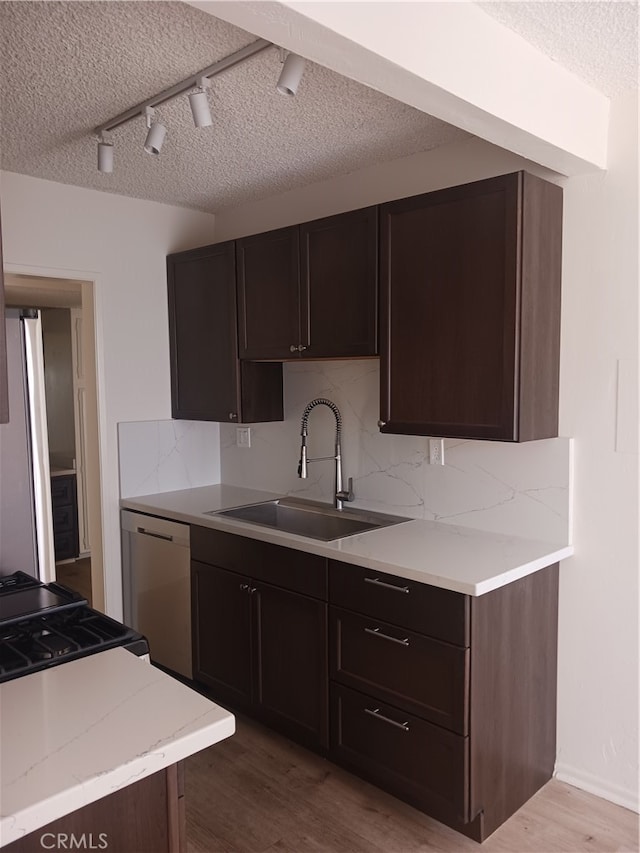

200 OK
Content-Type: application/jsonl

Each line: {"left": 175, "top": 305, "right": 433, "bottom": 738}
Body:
{"left": 56, "top": 556, "right": 92, "bottom": 605}
{"left": 185, "top": 716, "right": 638, "bottom": 853}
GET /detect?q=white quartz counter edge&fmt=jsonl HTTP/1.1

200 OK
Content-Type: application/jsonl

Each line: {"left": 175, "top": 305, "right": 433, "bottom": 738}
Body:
{"left": 120, "top": 484, "right": 574, "bottom": 596}
{"left": 0, "top": 648, "right": 235, "bottom": 847}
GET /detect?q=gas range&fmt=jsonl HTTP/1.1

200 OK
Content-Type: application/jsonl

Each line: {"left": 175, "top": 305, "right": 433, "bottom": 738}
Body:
{"left": 0, "top": 571, "right": 148, "bottom": 683}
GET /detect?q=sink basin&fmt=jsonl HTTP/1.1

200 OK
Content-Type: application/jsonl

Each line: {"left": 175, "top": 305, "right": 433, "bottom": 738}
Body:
{"left": 206, "top": 498, "right": 410, "bottom": 542}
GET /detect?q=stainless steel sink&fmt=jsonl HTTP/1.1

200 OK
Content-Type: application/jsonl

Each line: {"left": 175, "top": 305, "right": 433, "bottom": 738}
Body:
{"left": 206, "top": 498, "right": 410, "bottom": 542}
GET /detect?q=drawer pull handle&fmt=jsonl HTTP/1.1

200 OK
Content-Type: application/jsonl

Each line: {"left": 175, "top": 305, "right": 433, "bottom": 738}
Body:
{"left": 364, "top": 577, "right": 410, "bottom": 594}
{"left": 364, "top": 626, "right": 409, "bottom": 647}
{"left": 136, "top": 527, "right": 174, "bottom": 542}
{"left": 365, "top": 707, "right": 410, "bottom": 732}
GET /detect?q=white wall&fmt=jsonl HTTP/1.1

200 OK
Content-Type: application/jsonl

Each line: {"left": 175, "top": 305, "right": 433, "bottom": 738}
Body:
{"left": 215, "top": 96, "right": 639, "bottom": 810}
{"left": 0, "top": 171, "right": 216, "bottom": 618}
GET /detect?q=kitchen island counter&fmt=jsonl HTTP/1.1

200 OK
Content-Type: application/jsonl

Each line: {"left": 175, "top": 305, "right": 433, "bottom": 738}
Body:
{"left": 0, "top": 647, "right": 234, "bottom": 848}
{"left": 121, "top": 483, "right": 573, "bottom": 596}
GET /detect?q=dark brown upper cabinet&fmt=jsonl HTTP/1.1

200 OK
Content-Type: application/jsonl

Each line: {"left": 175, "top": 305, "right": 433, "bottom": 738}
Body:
{"left": 237, "top": 207, "right": 378, "bottom": 360}
{"left": 236, "top": 226, "right": 300, "bottom": 360}
{"left": 0, "top": 208, "right": 9, "bottom": 424}
{"left": 379, "top": 171, "right": 562, "bottom": 442}
{"left": 167, "top": 242, "right": 283, "bottom": 424}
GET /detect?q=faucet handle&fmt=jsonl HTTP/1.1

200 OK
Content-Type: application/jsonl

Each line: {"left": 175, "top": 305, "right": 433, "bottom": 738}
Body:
{"left": 337, "top": 477, "right": 355, "bottom": 503}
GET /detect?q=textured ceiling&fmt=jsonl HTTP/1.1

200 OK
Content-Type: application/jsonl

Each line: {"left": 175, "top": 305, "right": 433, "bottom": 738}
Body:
{"left": 0, "top": 1, "right": 469, "bottom": 214}
{"left": 478, "top": 1, "right": 639, "bottom": 97}
{"left": 0, "top": 3, "right": 636, "bottom": 215}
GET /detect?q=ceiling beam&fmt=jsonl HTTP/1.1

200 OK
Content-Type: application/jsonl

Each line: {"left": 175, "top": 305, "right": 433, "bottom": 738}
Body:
{"left": 186, "top": 0, "right": 609, "bottom": 175}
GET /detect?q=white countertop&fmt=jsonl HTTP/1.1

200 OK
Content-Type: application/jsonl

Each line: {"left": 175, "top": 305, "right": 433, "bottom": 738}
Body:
{"left": 0, "top": 648, "right": 235, "bottom": 847}
{"left": 121, "top": 484, "right": 573, "bottom": 596}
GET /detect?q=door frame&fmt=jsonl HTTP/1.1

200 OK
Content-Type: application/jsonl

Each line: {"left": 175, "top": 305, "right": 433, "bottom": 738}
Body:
{"left": 4, "top": 263, "right": 106, "bottom": 611}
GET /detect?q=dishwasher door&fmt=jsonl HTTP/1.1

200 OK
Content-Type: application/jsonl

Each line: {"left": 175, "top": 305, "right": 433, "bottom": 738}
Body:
{"left": 121, "top": 510, "right": 192, "bottom": 679}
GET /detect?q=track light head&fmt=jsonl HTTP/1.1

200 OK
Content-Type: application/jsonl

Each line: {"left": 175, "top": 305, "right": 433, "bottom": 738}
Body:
{"left": 97, "top": 138, "right": 113, "bottom": 174}
{"left": 189, "top": 77, "right": 213, "bottom": 128}
{"left": 143, "top": 107, "right": 166, "bottom": 155}
{"left": 276, "top": 52, "right": 306, "bottom": 96}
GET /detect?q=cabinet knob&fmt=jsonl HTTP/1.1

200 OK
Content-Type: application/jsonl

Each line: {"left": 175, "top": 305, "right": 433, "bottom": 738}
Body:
{"left": 297, "top": 345, "right": 308, "bottom": 352}
{"left": 377, "top": 420, "right": 386, "bottom": 428}
{"left": 290, "top": 345, "right": 298, "bottom": 353}
{"left": 229, "top": 412, "right": 238, "bottom": 421}
{"left": 239, "top": 583, "right": 250, "bottom": 592}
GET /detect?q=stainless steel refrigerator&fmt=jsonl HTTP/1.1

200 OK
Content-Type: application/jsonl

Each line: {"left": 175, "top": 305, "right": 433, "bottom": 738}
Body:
{"left": 0, "top": 309, "right": 55, "bottom": 581}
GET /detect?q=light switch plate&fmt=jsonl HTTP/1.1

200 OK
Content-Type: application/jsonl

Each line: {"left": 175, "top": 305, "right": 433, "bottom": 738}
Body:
{"left": 236, "top": 427, "right": 251, "bottom": 448}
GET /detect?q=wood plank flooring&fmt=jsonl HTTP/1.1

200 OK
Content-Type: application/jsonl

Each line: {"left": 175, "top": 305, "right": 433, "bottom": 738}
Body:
{"left": 185, "top": 716, "right": 638, "bottom": 853}
{"left": 56, "top": 556, "right": 92, "bottom": 605}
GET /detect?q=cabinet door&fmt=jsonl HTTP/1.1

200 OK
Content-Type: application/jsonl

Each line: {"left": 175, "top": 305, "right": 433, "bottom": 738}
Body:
{"left": 191, "top": 560, "right": 253, "bottom": 710}
{"left": 168, "top": 243, "right": 283, "bottom": 423}
{"left": 0, "top": 208, "right": 8, "bottom": 424}
{"left": 300, "top": 207, "right": 378, "bottom": 358}
{"left": 380, "top": 173, "right": 521, "bottom": 440}
{"left": 236, "top": 226, "right": 300, "bottom": 359}
{"left": 168, "top": 242, "right": 240, "bottom": 422}
{"left": 253, "top": 580, "right": 328, "bottom": 750}
{"left": 380, "top": 172, "right": 562, "bottom": 441}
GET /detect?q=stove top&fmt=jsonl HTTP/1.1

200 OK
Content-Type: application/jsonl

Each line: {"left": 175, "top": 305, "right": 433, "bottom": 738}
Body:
{"left": 0, "top": 572, "right": 148, "bottom": 683}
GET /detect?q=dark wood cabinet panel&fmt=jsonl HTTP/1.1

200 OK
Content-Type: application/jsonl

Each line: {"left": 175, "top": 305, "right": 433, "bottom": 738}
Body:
{"left": 254, "top": 581, "right": 328, "bottom": 749}
{"left": 167, "top": 242, "right": 283, "bottom": 423}
{"left": 236, "top": 226, "right": 300, "bottom": 360}
{"left": 300, "top": 207, "right": 378, "bottom": 358}
{"left": 379, "top": 171, "right": 562, "bottom": 441}
{"left": 191, "top": 529, "right": 329, "bottom": 751}
{"left": 191, "top": 526, "right": 327, "bottom": 600}
{"left": 191, "top": 560, "right": 253, "bottom": 710}
{"left": 328, "top": 556, "right": 559, "bottom": 842}
{"left": 329, "top": 560, "right": 468, "bottom": 646}
{"left": 0, "top": 208, "right": 8, "bottom": 424}
{"left": 331, "top": 683, "right": 469, "bottom": 827}
{"left": 469, "top": 562, "right": 559, "bottom": 839}
{"left": 51, "top": 474, "right": 79, "bottom": 562}
{"left": 330, "top": 607, "right": 468, "bottom": 734}
{"left": 236, "top": 208, "right": 378, "bottom": 361}
{"left": 4, "top": 764, "right": 184, "bottom": 853}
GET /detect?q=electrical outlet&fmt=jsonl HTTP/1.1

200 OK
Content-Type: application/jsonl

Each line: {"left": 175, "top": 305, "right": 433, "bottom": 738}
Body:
{"left": 236, "top": 427, "right": 251, "bottom": 448}
{"left": 429, "top": 438, "right": 445, "bottom": 465}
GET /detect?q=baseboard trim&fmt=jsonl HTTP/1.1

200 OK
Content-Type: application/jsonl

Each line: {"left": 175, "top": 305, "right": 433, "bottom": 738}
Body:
{"left": 555, "top": 763, "right": 639, "bottom": 813}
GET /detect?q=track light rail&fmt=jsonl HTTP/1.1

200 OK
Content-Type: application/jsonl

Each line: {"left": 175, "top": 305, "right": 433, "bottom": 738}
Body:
{"left": 94, "top": 38, "right": 272, "bottom": 136}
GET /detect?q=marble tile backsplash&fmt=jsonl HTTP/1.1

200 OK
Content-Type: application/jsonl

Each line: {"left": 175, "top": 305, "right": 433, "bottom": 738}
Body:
{"left": 221, "top": 360, "right": 572, "bottom": 544}
{"left": 118, "top": 419, "right": 220, "bottom": 498}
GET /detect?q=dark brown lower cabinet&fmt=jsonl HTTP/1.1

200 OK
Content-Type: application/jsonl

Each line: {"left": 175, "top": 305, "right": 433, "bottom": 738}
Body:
{"left": 4, "top": 763, "right": 185, "bottom": 853}
{"left": 190, "top": 531, "right": 328, "bottom": 751}
{"left": 328, "top": 560, "right": 559, "bottom": 843}
{"left": 331, "top": 683, "right": 469, "bottom": 828}
{"left": 190, "top": 525, "right": 559, "bottom": 843}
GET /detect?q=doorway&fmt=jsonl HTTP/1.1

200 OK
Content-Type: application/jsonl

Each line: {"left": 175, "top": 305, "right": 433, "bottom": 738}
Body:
{"left": 4, "top": 273, "right": 104, "bottom": 610}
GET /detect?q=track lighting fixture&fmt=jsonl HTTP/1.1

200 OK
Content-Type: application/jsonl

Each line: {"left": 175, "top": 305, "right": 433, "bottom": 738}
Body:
{"left": 276, "top": 52, "right": 306, "bottom": 96}
{"left": 97, "top": 137, "right": 113, "bottom": 174}
{"left": 143, "top": 107, "right": 166, "bottom": 155}
{"left": 189, "top": 77, "right": 213, "bottom": 128}
{"left": 93, "top": 39, "right": 308, "bottom": 173}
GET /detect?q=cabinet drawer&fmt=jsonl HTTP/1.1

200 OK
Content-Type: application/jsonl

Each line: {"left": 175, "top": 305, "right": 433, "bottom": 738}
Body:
{"left": 52, "top": 503, "right": 75, "bottom": 534}
{"left": 191, "top": 527, "right": 327, "bottom": 599}
{"left": 329, "top": 561, "right": 468, "bottom": 646}
{"left": 330, "top": 607, "right": 468, "bottom": 734}
{"left": 51, "top": 475, "right": 75, "bottom": 506}
{"left": 330, "top": 683, "right": 469, "bottom": 825}
{"left": 54, "top": 531, "right": 78, "bottom": 562}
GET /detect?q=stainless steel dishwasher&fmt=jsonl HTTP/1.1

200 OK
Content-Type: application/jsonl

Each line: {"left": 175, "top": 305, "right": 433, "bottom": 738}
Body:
{"left": 121, "top": 509, "right": 191, "bottom": 679}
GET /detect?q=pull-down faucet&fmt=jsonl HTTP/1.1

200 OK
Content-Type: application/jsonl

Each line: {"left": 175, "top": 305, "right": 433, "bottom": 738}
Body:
{"left": 298, "top": 398, "right": 354, "bottom": 510}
